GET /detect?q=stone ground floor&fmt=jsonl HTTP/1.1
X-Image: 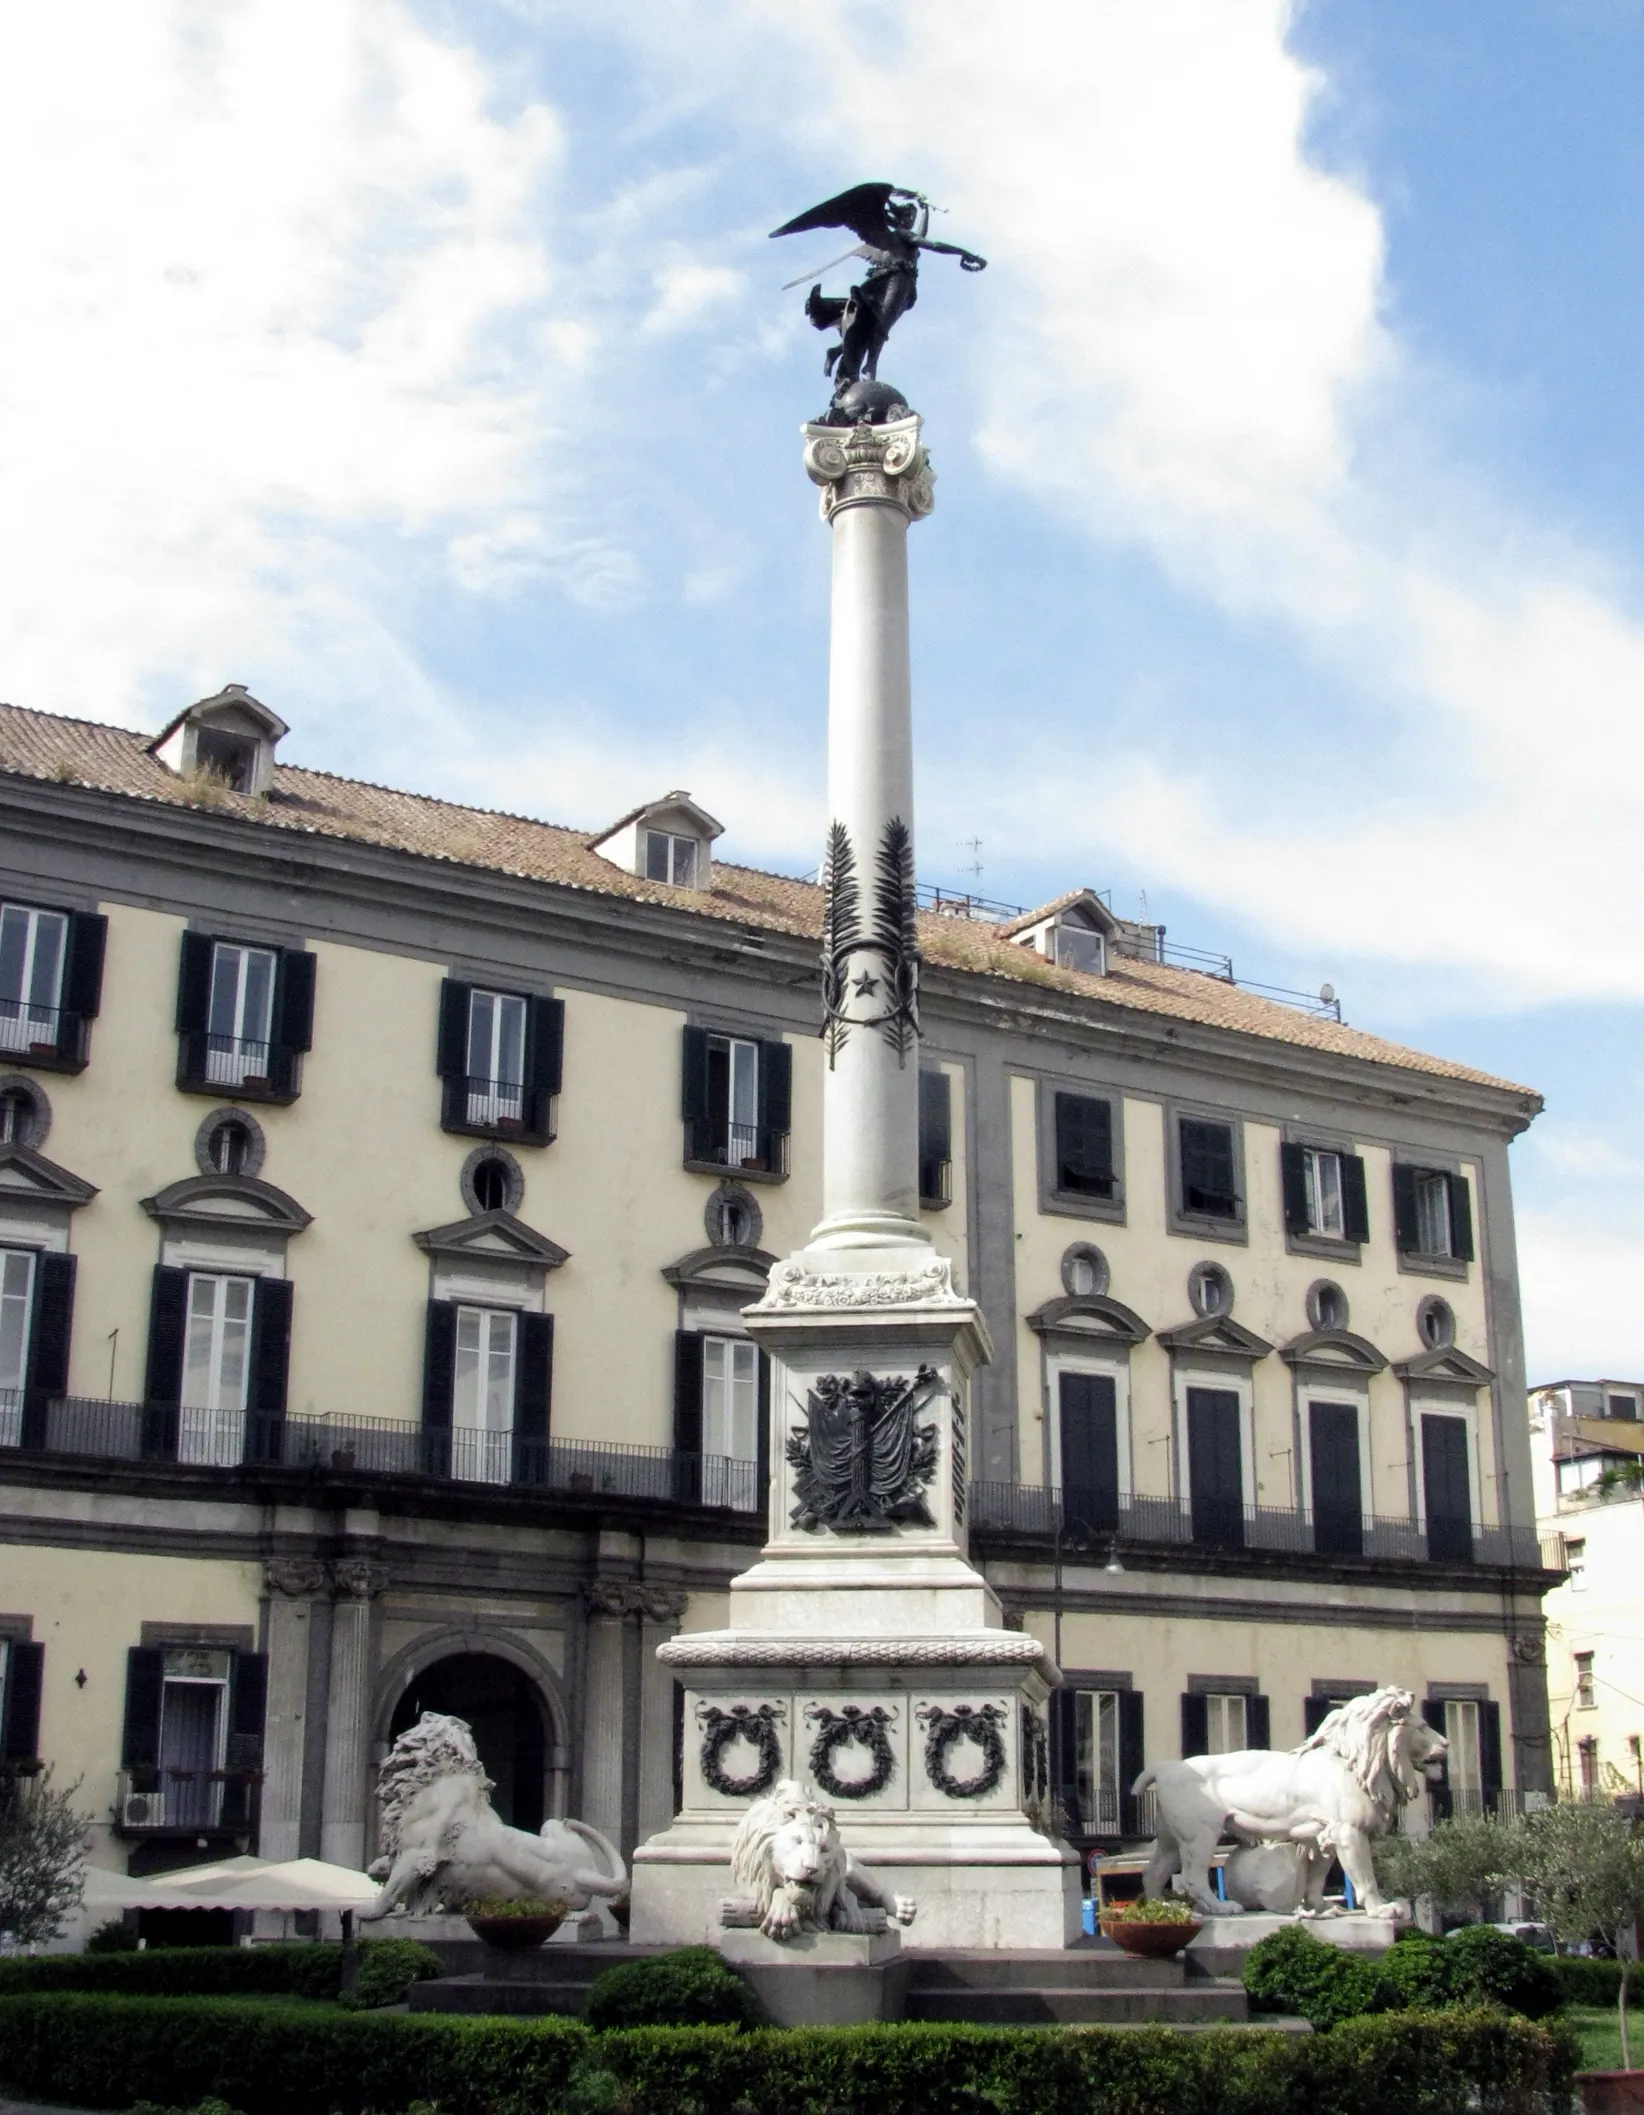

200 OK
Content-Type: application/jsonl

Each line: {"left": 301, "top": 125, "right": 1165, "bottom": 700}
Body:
{"left": 0, "top": 1469, "right": 1553, "bottom": 1901}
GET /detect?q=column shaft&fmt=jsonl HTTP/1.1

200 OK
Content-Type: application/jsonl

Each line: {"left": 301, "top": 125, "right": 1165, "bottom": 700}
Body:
{"left": 580, "top": 1608, "right": 628, "bottom": 1846}
{"left": 258, "top": 1580, "right": 319, "bottom": 1862}
{"left": 319, "top": 1594, "right": 374, "bottom": 1869}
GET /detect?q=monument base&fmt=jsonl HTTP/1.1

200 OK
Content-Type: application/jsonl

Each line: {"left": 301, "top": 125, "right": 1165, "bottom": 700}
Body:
{"left": 1187, "top": 1911, "right": 1407, "bottom": 1979}
{"left": 718, "top": 1925, "right": 903, "bottom": 2024}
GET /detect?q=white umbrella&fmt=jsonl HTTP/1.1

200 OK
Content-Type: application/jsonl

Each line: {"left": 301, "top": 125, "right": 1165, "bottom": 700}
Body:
{"left": 79, "top": 1865, "right": 179, "bottom": 1909}
{"left": 152, "top": 1858, "right": 380, "bottom": 1913}
{"left": 141, "top": 1854, "right": 267, "bottom": 1894}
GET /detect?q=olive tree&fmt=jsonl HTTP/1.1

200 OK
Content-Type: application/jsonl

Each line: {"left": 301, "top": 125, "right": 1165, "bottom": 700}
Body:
{"left": 1518, "top": 1801, "right": 1644, "bottom": 2070}
{"left": 0, "top": 1770, "right": 89, "bottom": 1947}
{"left": 1373, "top": 1810, "right": 1526, "bottom": 1925}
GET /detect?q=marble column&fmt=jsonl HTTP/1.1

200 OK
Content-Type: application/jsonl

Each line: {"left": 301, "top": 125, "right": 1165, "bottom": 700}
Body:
{"left": 259, "top": 1558, "right": 327, "bottom": 1863}
{"left": 319, "top": 1557, "right": 388, "bottom": 1870}
{"left": 579, "top": 1580, "right": 631, "bottom": 1849}
{"left": 802, "top": 417, "right": 936, "bottom": 1264}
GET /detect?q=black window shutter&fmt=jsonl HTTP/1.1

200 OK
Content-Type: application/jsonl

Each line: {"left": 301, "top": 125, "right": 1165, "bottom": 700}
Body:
{"left": 143, "top": 1267, "right": 189, "bottom": 1467}
{"left": 121, "top": 1646, "right": 165, "bottom": 1770}
{"left": 1, "top": 1641, "right": 43, "bottom": 1762}
{"left": 1481, "top": 1700, "right": 1503, "bottom": 1803}
{"left": 1449, "top": 1174, "right": 1475, "bottom": 1262}
{"left": 680, "top": 1027, "right": 711, "bottom": 1123}
{"left": 513, "top": 1312, "right": 554, "bottom": 1486}
{"left": 756, "top": 1349, "right": 771, "bottom": 1509}
{"left": 421, "top": 1300, "right": 457, "bottom": 1474}
{"left": 64, "top": 913, "right": 108, "bottom": 1019}
{"left": 1049, "top": 1690, "right": 1077, "bottom": 1830}
{"left": 759, "top": 1039, "right": 792, "bottom": 1154}
{"left": 274, "top": 948, "right": 316, "bottom": 1061}
{"left": 1180, "top": 1118, "right": 1237, "bottom": 1217}
{"left": 919, "top": 1069, "right": 952, "bottom": 1200}
{"left": 23, "top": 1254, "right": 76, "bottom": 1448}
{"left": 673, "top": 1329, "right": 703, "bottom": 1503}
{"left": 1425, "top": 1695, "right": 1453, "bottom": 1819}
{"left": 525, "top": 996, "right": 565, "bottom": 1137}
{"left": 1342, "top": 1155, "right": 1370, "bottom": 1244}
{"left": 175, "top": 932, "right": 214, "bottom": 1087}
{"left": 1181, "top": 1692, "right": 1209, "bottom": 1758}
{"left": 247, "top": 1278, "right": 293, "bottom": 1462}
{"left": 436, "top": 980, "right": 472, "bottom": 1078}
{"left": 1055, "top": 1093, "right": 1114, "bottom": 1195}
{"left": 1303, "top": 1695, "right": 1333, "bottom": 1737}
{"left": 1392, "top": 1165, "right": 1420, "bottom": 1253}
{"left": 221, "top": 1650, "right": 267, "bottom": 1829}
{"left": 1118, "top": 1690, "right": 1145, "bottom": 1834}
{"left": 1280, "top": 1142, "right": 1310, "bottom": 1236}
{"left": 1247, "top": 1694, "right": 1271, "bottom": 1750}
{"left": 175, "top": 932, "right": 214, "bottom": 1034}
{"left": 1058, "top": 1373, "right": 1119, "bottom": 1533}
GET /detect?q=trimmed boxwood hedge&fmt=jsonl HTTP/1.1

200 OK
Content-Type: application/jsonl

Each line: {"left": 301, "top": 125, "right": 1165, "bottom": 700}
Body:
{"left": 0, "top": 1992, "right": 1578, "bottom": 2115}
{"left": 1550, "top": 1954, "right": 1632, "bottom": 2007}
{"left": 0, "top": 1944, "right": 344, "bottom": 2000}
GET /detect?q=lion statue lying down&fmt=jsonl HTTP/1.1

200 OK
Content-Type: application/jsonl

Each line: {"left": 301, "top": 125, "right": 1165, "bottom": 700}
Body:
{"left": 726, "top": 1779, "right": 916, "bottom": 1941}
{"left": 362, "top": 1710, "right": 627, "bottom": 1919}
{"left": 1133, "top": 1686, "right": 1448, "bottom": 1920}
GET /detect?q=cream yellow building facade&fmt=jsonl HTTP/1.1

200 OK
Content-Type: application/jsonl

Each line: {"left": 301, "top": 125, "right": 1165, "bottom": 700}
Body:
{"left": 0, "top": 687, "right": 1554, "bottom": 1889}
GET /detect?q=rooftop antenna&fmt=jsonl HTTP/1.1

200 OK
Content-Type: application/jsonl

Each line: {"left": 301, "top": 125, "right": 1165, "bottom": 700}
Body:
{"left": 961, "top": 836, "right": 984, "bottom": 890}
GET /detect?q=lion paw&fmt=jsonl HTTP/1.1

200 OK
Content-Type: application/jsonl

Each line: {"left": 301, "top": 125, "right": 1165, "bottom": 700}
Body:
{"left": 892, "top": 1896, "right": 916, "bottom": 1926}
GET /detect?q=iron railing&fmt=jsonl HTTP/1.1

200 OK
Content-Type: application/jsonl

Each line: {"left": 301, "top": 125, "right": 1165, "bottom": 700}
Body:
{"left": 968, "top": 1483, "right": 1543, "bottom": 1569}
{"left": 684, "top": 1117, "right": 788, "bottom": 1177}
{"left": 0, "top": 998, "right": 69, "bottom": 1055}
{"left": 8, "top": 1399, "right": 762, "bottom": 1513}
{"left": 179, "top": 1030, "right": 296, "bottom": 1100}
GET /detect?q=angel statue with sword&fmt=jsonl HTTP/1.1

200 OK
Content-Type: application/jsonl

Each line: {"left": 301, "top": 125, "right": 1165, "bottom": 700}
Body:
{"left": 771, "top": 183, "right": 986, "bottom": 420}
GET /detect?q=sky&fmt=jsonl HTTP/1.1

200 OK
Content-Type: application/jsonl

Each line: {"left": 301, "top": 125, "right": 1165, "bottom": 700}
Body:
{"left": 0, "top": 0, "right": 1639, "bottom": 1380}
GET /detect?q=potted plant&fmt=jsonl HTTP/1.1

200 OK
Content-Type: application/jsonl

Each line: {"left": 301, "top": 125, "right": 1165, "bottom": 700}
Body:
{"left": 1517, "top": 1800, "right": 1644, "bottom": 2111}
{"left": 462, "top": 1894, "right": 570, "bottom": 1950}
{"left": 1098, "top": 1894, "right": 1202, "bottom": 1958}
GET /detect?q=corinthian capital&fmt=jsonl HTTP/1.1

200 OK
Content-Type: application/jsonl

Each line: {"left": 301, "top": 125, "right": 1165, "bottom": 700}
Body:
{"left": 803, "top": 414, "right": 935, "bottom": 524}
{"left": 332, "top": 1557, "right": 390, "bottom": 1600}
{"left": 265, "top": 1557, "right": 328, "bottom": 1598}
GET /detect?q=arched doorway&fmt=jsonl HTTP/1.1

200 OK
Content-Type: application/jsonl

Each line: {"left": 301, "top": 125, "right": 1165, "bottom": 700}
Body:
{"left": 389, "top": 1653, "right": 549, "bottom": 1832}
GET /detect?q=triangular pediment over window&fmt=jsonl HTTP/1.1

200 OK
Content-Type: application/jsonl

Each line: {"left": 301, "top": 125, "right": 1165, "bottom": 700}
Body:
{"left": 1155, "top": 1314, "right": 1274, "bottom": 1362}
{"left": 1025, "top": 1293, "right": 1149, "bottom": 1345}
{"left": 141, "top": 1173, "right": 311, "bottom": 1237}
{"left": 1281, "top": 1328, "right": 1388, "bottom": 1376}
{"left": 0, "top": 1143, "right": 97, "bottom": 1210}
{"left": 1393, "top": 1344, "right": 1495, "bottom": 1387}
{"left": 413, "top": 1211, "right": 569, "bottom": 1269}
{"left": 662, "top": 1245, "right": 779, "bottom": 1297}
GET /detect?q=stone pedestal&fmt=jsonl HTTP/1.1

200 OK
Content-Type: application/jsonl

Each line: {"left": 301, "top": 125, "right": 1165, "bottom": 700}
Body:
{"left": 720, "top": 1926, "right": 904, "bottom": 2024}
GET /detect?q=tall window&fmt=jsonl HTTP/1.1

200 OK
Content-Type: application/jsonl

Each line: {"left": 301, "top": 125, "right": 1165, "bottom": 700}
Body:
{"left": 1579, "top": 1735, "right": 1599, "bottom": 1793}
{"left": 1309, "top": 1400, "right": 1364, "bottom": 1558}
{"left": 1205, "top": 1693, "right": 1247, "bottom": 1754}
{"left": 1054, "top": 1093, "right": 1115, "bottom": 1199}
{"left": 205, "top": 943, "right": 277, "bottom": 1087}
{"left": 1576, "top": 1652, "right": 1596, "bottom": 1709}
{"left": 1178, "top": 1117, "right": 1239, "bottom": 1220}
{"left": 1303, "top": 1150, "right": 1344, "bottom": 1238}
{"left": 1072, "top": 1688, "right": 1121, "bottom": 1833}
{"left": 1414, "top": 1172, "right": 1452, "bottom": 1257}
{"left": 645, "top": 831, "right": 698, "bottom": 887}
{"left": 0, "top": 1247, "right": 34, "bottom": 1446}
{"left": 453, "top": 1305, "right": 516, "bottom": 1485}
{"left": 0, "top": 905, "right": 67, "bottom": 1055}
{"left": 1566, "top": 1538, "right": 1588, "bottom": 1592}
{"left": 1058, "top": 1371, "right": 1119, "bottom": 1534}
{"left": 158, "top": 1647, "right": 229, "bottom": 1828}
{"left": 1186, "top": 1386, "right": 1244, "bottom": 1547}
{"left": 466, "top": 990, "right": 528, "bottom": 1127}
{"left": 180, "top": 1273, "right": 254, "bottom": 1465}
{"left": 702, "top": 1335, "right": 758, "bottom": 1508}
{"left": 706, "top": 1036, "right": 760, "bottom": 1168}
{"left": 1446, "top": 1699, "right": 1483, "bottom": 1808}
{"left": 1421, "top": 1412, "right": 1474, "bottom": 1562}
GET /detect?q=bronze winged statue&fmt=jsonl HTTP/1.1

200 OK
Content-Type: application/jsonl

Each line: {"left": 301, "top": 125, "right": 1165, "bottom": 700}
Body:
{"left": 771, "top": 183, "right": 985, "bottom": 421}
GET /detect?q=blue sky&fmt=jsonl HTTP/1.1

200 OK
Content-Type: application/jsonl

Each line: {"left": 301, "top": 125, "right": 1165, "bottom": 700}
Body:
{"left": 1, "top": 0, "right": 1640, "bottom": 1378}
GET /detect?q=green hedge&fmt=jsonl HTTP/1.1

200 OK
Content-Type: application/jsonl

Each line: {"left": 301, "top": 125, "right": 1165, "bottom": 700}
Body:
{"left": 0, "top": 1993, "right": 1578, "bottom": 2115}
{"left": 1550, "top": 1955, "right": 1633, "bottom": 2007}
{"left": 0, "top": 1994, "right": 585, "bottom": 2115}
{"left": 0, "top": 1944, "right": 343, "bottom": 2000}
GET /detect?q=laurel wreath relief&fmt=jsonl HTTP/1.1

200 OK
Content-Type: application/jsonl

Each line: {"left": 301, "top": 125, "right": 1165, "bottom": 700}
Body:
{"left": 696, "top": 1702, "right": 784, "bottom": 1799}
{"left": 805, "top": 1703, "right": 898, "bottom": 1800}
{"left": 919, "top": 1701, "right": 1009, "bottom": 1800}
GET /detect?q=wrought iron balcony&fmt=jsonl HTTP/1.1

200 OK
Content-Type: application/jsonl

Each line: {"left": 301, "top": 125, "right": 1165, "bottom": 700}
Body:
{"left": 5, "top": 1398, "right": 761, "bottom": 1515}
{"left": 178, "top": 1031, "right": 298, "bottom": 1101}
{"left": 684, "top": 1117, "right": 788, "bottom": 1177}
{"left": 967, "top": 1482, "right": 1543, "bottom": 1570}
{"left": 439, "top": 1072, "right": 553, "bottom": 1142}
{"left": 114, "top": 1767, "right": 260, "bottom": 1835}
{"left": 0, "top": 1000, "right": 85, "bottom": 1068}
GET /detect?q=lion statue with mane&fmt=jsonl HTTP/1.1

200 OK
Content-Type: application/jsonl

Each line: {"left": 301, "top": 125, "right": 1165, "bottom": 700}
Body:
{"left": 726, "top": 1779, "right": 916, "bottom": 1941}
{"left": 1133, "top": 1685, "right": 1448, "bottom": 1919}
{"left": 362, "top": 1710, "right": 627, "bottom": 1919}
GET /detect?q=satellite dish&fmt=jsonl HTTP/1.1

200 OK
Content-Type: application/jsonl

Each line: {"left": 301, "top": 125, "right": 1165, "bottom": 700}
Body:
{"left": 1320, "top": 983, "right": 1336, "bottom": 1005}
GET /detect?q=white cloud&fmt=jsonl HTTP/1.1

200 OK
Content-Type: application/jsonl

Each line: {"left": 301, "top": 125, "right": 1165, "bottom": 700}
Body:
{"left": 642, "top": 263, "right": 747, "bottom": 336}
{"left": 0, "top": 0, "right": 568, "bottom": 728}
{"left": 1519, "top": 1207, "right": 1644, "bottom": 1381}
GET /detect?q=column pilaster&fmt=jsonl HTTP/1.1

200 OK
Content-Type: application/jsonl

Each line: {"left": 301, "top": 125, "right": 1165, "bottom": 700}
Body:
{"left": 259, "top": 1558, "right": 327, "bottom": 1863}
{"left": 319, "top": 1557, "right": 388, "bottom": 1870}
{"left": 579, "top": 1580, "right": 632, "bottom": 1849}
{"left": 637, "top": 1588, "right": 690, "bottom": 1845}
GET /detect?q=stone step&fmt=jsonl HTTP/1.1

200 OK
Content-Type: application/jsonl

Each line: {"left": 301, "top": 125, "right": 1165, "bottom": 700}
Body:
{"left": 906, "top": 1983, "right": 1248, "bottom": 2026}
{"left": 907, "top": 1947, "right": 1187, "bottom": 1991}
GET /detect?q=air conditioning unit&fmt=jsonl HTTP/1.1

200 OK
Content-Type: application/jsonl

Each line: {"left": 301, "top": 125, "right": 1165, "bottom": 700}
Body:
{"left": 121, "top": 1791, "right": 164, "bottom": 1829}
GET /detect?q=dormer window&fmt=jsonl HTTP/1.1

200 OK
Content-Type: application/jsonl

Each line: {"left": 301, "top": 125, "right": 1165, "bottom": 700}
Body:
{"left": 1053, "top": 925, "right": 1105, "bottom": 976}
{"left": 1001, "top": 891, "right": 1118, "bottom": 980}
{"left": 148, "top": 684, "right": 287, "bottom": 800}
{"left": 591, "top": 790, "right": 724, "bottom": 891}
{"left": 645, "top": 830, "right": 699, "bottom": 888}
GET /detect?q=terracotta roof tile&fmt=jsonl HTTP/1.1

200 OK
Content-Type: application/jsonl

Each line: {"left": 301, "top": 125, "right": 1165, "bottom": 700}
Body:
{"left": 0, "top": 703, "right": 1538, "bottom": 1107}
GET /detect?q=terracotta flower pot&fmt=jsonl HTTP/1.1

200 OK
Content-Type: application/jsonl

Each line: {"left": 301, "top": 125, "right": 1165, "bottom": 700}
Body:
{"left": 1099, "top": 1912, "right": 1202, "bottom": 1958}
{"left": 464, "top": 1911, "right": 564, "bottom": 1950}
{"left": 1576, "top": 2072, "right": 1644, "bottom": 2114}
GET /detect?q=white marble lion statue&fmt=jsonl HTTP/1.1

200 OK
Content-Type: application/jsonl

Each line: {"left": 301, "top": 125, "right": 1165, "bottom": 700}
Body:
{"left": 725, "top": 1779, "right": 916, "bottom": 1942}
{"left": 362, "top": 1710, "right": 627, "bottom": 1919}
{"left": 1133, "top": 1686, "right": 1448, "bottom": 1920}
